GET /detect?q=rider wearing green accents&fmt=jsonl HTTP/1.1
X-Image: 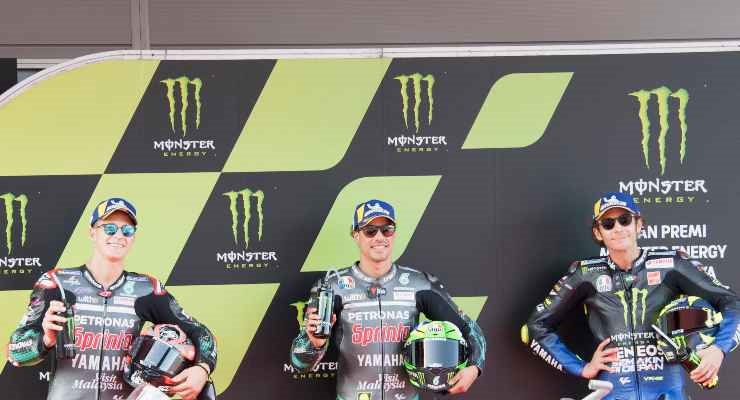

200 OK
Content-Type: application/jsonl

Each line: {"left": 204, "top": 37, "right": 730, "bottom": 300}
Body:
{"left": 290, "top": 199, "right": 486, "bottom": 400}
{"left": 523, "top": 192, "right": 740, "bottom": 400}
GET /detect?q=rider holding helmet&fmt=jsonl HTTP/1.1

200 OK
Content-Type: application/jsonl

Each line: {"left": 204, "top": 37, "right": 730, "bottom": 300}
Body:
{"left": 7, "top": 198, "right": 217, "bottom": 400}
{"left": 523, "top": 192, "right": 740, "bottom": 399}
{"left": 290, "top": 199, "right": 487, "bottom": 400}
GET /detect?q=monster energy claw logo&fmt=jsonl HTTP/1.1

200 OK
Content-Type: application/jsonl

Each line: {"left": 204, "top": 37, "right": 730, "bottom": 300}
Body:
{"left": 395, "top": 73, "right": 435, "bottom": 133}
{"left": 0, "top": 193, "right": 28, "bottom": 255}
{"left": 161, "top": 76, "right": 203, "bottom": 136}
{"left": 673, "top": 335, "right": 688, "bottom": 349}
{"left": 629, "top": 87, "right": 689, "bottom": 175}
{"left": 615, "top": 288, "right": 649, "bottom": 326}
{"left": 290, "top": 300, "right": 308, "bottom": 330}
{"left": 223, "top": 188, "right": 264, "bottom": 249}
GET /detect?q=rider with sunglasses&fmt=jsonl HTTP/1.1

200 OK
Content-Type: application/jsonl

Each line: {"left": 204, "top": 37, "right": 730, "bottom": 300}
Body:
{"left": 523, "top": 192, "right": 740, "bottom": 400}
{"left": 290, "top": 199, "right": 486, "bottom": 400}
{"left": 8, "top": 198, "right": 217, "bottom": 400}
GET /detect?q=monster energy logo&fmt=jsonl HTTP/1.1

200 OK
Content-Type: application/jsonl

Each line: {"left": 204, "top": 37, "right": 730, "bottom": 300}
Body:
{"left": 629, "top": 87, "right": 689, "bottom": 175}
{"left": 223, "top": 188, "right": 264, "bottom": 249}
{"left": 615, "top": 288, "right": 649, "bottom": 326}
{"left": 290, "top": 300, "right": 308, "bottom": 330}
{"left": 161, "top": 76, "right": 203, "bottom": 136}
{"left": 0, "top": 193, "right": 28, "bottom": 255}
{"left": 395, "top": 73, "right": 435, "bottom": 133}
{"left": 673, "top": 335, "right": 688, "bottom": 349}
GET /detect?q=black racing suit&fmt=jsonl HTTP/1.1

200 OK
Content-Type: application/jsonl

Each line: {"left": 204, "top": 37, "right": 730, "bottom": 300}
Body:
{"left": 7, "top": 266, "right": 218, "bottom": 400}
{"left": 524, "top": 249, "right": 740, "bottom": 400}
{"left": 290, "top": 263, "right": 487, "bottom": 400}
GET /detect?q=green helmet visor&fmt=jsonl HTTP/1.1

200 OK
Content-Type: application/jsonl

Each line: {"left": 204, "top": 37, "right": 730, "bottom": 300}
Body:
{"left": 663, "top": 308, "right": 711, "bottom": 335}
{"left": 405, "top": 338, "right": 466, "bottom": 368}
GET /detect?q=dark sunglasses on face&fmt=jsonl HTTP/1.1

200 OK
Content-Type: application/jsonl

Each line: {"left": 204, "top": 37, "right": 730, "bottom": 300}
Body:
{"left": 598, "top": 214, "right": 635, "bottom": 230}
{"left": 95, "top": 223, "right": 137, "bottom": 237}
{"left": 358, "top": 224, "right": 396, "bottom": 238}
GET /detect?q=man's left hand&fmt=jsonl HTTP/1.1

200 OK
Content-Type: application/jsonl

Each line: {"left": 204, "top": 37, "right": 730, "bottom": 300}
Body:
{"left": 169, "top": 364, "right": 209, "bottom": 400}
{"left": 690, "top": 345, "right": 724, "bottom": 387}
{"left": 447, "top": 365, "right": 479, "bottom": 395}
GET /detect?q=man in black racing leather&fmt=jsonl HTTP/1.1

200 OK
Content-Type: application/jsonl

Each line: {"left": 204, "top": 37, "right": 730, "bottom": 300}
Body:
{"left": 523, "top": 192, "right": 740, "bottom": 400}
{"left": 7, "top": 197, "right": 217, "bottom": 400}
{"left": 290, "top": 199, "right": 486, "bottom": 400}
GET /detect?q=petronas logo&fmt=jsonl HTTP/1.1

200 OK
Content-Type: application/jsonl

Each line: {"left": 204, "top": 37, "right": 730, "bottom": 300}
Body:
{"left": 223, "top": 188, "right": 264, "bottom": 249}
{"left": 629, "top": 87, "right": 689, "bottom": 175}
{"left": 0, "top": 193, "right": 28, "bottom": 255}
{"left": 615, "top": 288, "right": 649, "bottom": 326}
{"left": 161, "top": 76, "right": 203, "bottom": 136}
{"left": 395, "top": 73, "right": 435, "bottom": 133}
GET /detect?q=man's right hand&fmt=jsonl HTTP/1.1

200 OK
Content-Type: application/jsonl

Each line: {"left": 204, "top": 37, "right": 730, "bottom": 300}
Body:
{"left": 305, "top": 307, "right": 335, "bottom": 349}
{"left": 581, "top": 338, "right": 619, "bottom": 379}
{"left": 41, "top": 300, "right": 67, "bottom": 348}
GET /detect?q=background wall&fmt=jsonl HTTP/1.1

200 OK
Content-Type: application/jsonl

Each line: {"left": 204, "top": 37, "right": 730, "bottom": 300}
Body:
{"left": 0, "top": 50, "right": 738, "bottom": 399}
{"left": 3, "top": 1, "right": 740, "bottom": 398}
{"left": 3, "top": 1, "right": 740, "bottom": 58}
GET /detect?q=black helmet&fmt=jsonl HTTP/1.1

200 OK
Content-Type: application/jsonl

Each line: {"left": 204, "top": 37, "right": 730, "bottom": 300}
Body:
{"left": 123, "top": 324, "right": 196, "bottom": 390}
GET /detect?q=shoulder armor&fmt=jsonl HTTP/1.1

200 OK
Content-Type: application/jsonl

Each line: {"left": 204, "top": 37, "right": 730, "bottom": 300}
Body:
{"left": 33, "top": 269, "right": 60, "bottom": 289}
{"left": 141, "top": 273, "right": 167, "bottom": 295}
{"left": 422, "top": 271, "right": 440, "bottom": 284}
{"left": 322, "top": 267, "right": 352, "bottom": 285}
{"left": 397, "top": 265, "right": 422, "bottom": 274}
{"left": 676, "top": 250, "right": 690, "bottom": 260}
{"left": 571, "top": 257, "right": 608, "bottom": 274}
{"left": 567, "top": 261, "right": 579, "bottom": 274}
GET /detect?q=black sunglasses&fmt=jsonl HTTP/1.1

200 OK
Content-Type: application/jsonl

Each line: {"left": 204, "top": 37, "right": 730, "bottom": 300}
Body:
{"left": 598, "top": 214, "right": 635, "bottom": 230}
{"left": 358, "top": 224, "right": 396, "bottom": 238}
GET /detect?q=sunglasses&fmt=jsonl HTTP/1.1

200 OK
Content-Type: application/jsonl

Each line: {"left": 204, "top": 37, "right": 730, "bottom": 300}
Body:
{"left": 358, "top": 224, "right": 396, "bottom": 238}
{"left": 598, "top": 214, "right": 635, "bottom": 230}
{"left": 95, "top": 223, "right": 137, "bottom": 237}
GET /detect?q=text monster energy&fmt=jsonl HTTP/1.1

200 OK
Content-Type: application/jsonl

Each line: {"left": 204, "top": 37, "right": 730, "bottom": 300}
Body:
{"left": 629, "top": 87, "right": 689, "bottom": 175}
{"left": 395, "top": 73, "right": 435, "bottom": 133}
{"left": 615, "top": 288, "right": 649, "bottom": 326}
{"left": 161, "top": 76, "right": 203, "bottom": 136}
{"left": 223, "top": 188, "right": 264, "bottom": 249}
{"left": 0, "top": 193, "right": 28, "bottom": 255}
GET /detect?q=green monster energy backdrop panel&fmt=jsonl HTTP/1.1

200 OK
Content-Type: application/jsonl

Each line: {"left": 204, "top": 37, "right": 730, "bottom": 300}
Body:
{"left": 0, "top": 51, "right": 738, "bottom": 399}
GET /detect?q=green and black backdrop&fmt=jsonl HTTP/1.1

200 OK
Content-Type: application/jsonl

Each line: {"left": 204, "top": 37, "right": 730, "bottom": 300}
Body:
{"left": 0, "top": 51, "right": 738, "bottom": 399}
